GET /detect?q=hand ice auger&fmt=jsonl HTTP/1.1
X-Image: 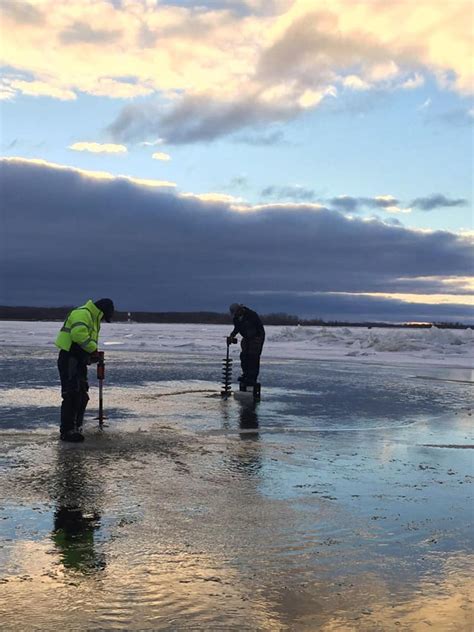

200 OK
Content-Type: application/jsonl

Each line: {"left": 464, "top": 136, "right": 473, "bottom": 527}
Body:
{"left": 221, "top": 338, "right": 235, "bottom": 398}
{"left": 96, "top": 351, "right": 107, "bottom": 430}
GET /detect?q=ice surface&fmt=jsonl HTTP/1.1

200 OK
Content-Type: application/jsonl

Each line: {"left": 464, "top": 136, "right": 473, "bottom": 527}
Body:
{"left": 0, "top": 320, "right": 472, "bottom": 367}
{"left": 0, "top": 322, "right": 472, "bottom": 630}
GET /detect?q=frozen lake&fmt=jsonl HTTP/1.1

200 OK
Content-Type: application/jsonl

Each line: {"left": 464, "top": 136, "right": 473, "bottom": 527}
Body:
{"left": 0, "top": 323, "right": 473, "bottom": 630}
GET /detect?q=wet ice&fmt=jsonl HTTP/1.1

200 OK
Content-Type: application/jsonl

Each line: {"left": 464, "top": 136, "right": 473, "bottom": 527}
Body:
{"left": 0, "top": 322, "right": 472, "bottom": 630}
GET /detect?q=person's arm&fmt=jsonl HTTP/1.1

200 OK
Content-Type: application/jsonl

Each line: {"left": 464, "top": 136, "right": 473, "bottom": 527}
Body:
{"left": 230, "top": 313, "right": 242, "bottom": 337}
{"left": 227, "top": 316, "right": 240, "bottom": 343}
{"left": 70, "top": 310, "right": 98, "bottom": 354}
{"left": 227, "top": 327, "right": 238, "bottom": 345}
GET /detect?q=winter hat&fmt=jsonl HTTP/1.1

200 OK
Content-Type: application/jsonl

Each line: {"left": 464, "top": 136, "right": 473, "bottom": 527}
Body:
{"left": 229, "top": 303, "right": 243, "bottom": 315}
{"left": 95, "top": 298, "right": 115, "bottom": 322}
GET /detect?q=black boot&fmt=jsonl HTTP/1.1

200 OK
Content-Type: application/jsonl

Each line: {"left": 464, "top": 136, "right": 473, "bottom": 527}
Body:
{"left": 60, "top": 430, "right": 85, "bottom": 443}
{"left": 60, "top": 390, "right": 86, "bottom": 442}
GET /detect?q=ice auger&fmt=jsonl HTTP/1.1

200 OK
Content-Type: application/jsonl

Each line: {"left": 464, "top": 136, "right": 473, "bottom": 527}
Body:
{"left": 221, "top": 337, "right": 236, "bottom": 398}
{"left": 96, "top": 351, "right": 107, "bottom": 429}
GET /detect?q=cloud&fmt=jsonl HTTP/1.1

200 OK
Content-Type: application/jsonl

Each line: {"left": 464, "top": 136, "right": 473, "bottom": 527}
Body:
{"left": 373, "top": 195, "right": 399, "bottom": 208}
{"left": 139, "top": 139, "right": 164, "bottom": 147}
{"left": 383, "top": 206, "right": 412, "bottom": 215}
{"left": 429, "top": 107, "right": 474, "bottom": 127}
{"left": 107, "top": 95, "right": 299, "bottom": 144}
{"left": 244, "top": 291, "right": 474, "bottom": 323}
{"left": 255, "top": 4, "right": 472, "bottom": 95}
{"left": 418, "top": 97, "right": 431, "bottom": 111}
{"left": 401, "top": 74, "right": 425, "bottom": 90}
{"left": 83, "top": 78, "right": 154, "bottom": 99}
{"left": 1, "top": 0, "right": 44, "bottom": 25}
{"left": 328, "top": 195, "right": 411, "bottom": 214}
{"left": 228, "top": 175, "right": 249, "bottom": 189}
{"left": 69, "top": 142, "right": 127, "bottom": 154}
{"left": 0, "top": 84, "right": 16, "bottom": 101}
{"left": 331, "top": 291, "right": 472, "bottom": 306}
{"left": 182, "top": 191, "right": 240, "bottom": 204}
{"left": 1, "top": 157, "right": 472, "bottom": 322}
{"left": 411, "top": 194, "right": 468, "bottom": 211}
{"left": 59, "top": 21, "right": 122, "bottom": 45}
{"left": 261, "top": 185, "right": 317, "bottom": 202}
{"left": 0, "top": 157, "right": 175, "bottom": 188}
{"left": 2, "top": 79, "right": 76, "bottom": 101}
{"left": 1, "top": 1, "right": 472, "bottom": 141}
{"left": 152, "top": 152, "right": 171, "bottom": 161}
{"left": 234, "top": 130, "right": 285, "bottom": 145}
{"left": 327, "top": 195, "right": 360, "bottom": 213}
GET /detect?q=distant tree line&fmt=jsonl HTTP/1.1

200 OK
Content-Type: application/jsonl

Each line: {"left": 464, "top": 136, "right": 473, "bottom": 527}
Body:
{"left": 0, "top": 306, "right": 471, "bottom": 329}
{"left": 431, "top": 321, "right": 471, "bottom": 330}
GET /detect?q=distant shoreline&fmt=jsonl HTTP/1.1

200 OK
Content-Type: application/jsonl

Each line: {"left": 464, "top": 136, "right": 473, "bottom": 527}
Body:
{"left": 0, "top": 306, "right": 470, "bottom": 329}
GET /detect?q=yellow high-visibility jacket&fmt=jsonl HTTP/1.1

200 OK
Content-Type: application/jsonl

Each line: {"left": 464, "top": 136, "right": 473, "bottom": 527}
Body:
{"left": 55, "top": 300, "right": 103, "bottom": 354}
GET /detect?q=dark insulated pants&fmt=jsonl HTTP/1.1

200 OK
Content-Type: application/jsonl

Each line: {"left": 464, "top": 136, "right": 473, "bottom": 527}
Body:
{"left": 58, "top": 350, "right": 89, "bottom": 434}
{"left": 240, "top": 336, "right": 264, "bottom": 384}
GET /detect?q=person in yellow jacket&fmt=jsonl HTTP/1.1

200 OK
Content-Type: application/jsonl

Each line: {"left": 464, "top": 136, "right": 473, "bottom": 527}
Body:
{"left": 55, "top": 298, "right": 114, "bottom": 442}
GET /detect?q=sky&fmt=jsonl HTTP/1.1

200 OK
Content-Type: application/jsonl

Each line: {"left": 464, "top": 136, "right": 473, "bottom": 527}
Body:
{"left": 0, "top": 0, "right": 473, "bottom": 322}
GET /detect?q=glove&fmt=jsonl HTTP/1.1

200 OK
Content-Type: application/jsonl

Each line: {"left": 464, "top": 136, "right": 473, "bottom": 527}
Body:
{"left": 227, "top": 336, "right": 238, "bottom": 345}
{"left": 89, "top": 350, "right": 101, "bottom": 364}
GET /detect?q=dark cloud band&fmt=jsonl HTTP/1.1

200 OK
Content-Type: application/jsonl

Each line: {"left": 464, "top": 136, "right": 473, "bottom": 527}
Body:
{"left": 1, "top": 158, "right": 472, "bottom": 322}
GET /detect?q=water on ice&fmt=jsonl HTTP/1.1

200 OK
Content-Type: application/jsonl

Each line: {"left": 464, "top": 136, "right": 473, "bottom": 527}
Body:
{"left": 0, "top": 322, "right": 472, "bottom": 630}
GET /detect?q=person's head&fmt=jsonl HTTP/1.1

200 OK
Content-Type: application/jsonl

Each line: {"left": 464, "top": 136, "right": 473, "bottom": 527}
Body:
{"left": 95, "top": 298, "right": 115, "bottom": 322}
{"left": 229, "top": 303, "right": 244, "bottom": 316}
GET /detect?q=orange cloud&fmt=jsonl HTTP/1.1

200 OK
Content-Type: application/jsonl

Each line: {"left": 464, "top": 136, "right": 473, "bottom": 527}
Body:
{"left": 69, "top": 142, "right": 127, "bottom": 153}
{"left": 0, "top": 0, "right": 471, "bottom": 111}
{"left": 152, "top": 152, "right": 171, "bottom": 161}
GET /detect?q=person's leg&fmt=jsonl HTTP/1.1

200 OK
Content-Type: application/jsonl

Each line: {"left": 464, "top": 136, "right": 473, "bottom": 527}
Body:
{"left": 240, "top": 338, "right": 250, "bottom": 381}
{"left": 245, "top": 337, "right": 264, "bottom": 384}
{"left": 75, "top": 364, "right": 89, "bottom": 431}
{"left": 58, "top": 351, "right": 82, "bottom": 438}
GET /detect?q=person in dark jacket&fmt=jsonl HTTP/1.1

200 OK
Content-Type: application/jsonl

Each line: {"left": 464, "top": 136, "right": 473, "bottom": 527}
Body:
{"left": 227, "top": 303, "right": 265, "bottom": 386}
{"left": 55, "top": 298, "right": 114, "bottom": 442}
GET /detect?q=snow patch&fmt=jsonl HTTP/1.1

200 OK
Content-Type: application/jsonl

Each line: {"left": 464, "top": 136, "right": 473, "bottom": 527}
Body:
{"left": 0, "top": 321, "right": 472, "bottom": 368}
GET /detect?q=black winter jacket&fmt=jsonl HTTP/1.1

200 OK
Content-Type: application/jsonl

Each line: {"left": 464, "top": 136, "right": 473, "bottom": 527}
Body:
{"left": 231, "top": 307, "right": 265, "bottom": 340}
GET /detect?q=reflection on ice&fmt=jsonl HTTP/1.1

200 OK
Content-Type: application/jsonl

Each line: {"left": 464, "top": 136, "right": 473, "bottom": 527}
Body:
{"left": 52, "top": 506, "right": 104, "bottom": 573}
{"left": 238, "top": 399, "right": 259, "bottom": 432}
{"left": 51, "top": 450, "right": 105, "bottom": 574}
